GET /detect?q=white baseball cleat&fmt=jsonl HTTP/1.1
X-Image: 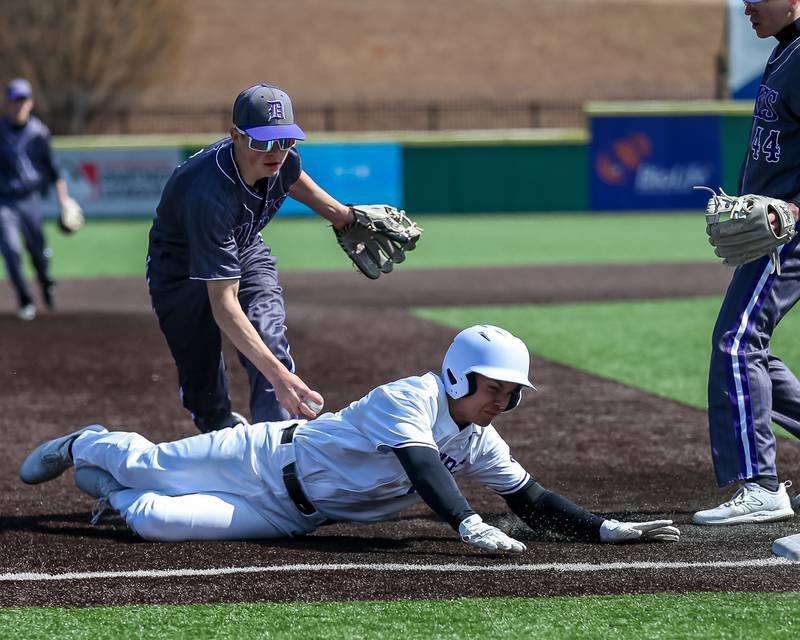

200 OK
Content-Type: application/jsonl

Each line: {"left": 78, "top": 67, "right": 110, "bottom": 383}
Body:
{"left": 74, "top": 465, "right": 126, "bottom": 499}
{"left": 74, "top": 465, "right": 127, "bottom": 524}
{"left": 16, "top": 304, "right": 36, "bottom": 321}
{"left": 19, "top": 425, "right": 108, "bottom": 485}
{"left": 693, "top": 481, "right": 795, "bottom": 525}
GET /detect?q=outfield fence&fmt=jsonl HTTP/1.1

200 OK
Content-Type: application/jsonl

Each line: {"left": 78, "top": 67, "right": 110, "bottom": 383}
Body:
{"left": 86, "top": 100, "right": 586, "bottom": 135}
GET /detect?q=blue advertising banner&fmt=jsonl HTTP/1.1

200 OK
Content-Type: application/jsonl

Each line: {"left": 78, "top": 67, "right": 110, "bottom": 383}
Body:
{"left": 590, "top": 115, "right": 721, "bottom": 211}
{"left": 279, "top": 142, "right": 402, "bottom": 216}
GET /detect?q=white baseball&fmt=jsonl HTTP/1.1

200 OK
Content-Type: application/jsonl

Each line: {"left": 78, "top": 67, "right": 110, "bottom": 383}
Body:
{"left": 303, "top": 395, "right": 324, "bottom": 414}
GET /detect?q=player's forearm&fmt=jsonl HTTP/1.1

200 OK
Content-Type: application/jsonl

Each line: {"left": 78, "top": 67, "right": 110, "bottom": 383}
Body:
{"left": 392, "top": 446, "right": 475, "bottom": 529}
{"left": 503, "top": 479, "right": 605, "bottom": 542}
{"left": 54, "top": 179, "right": 70, "bottom": 204}
{"left": 288, "top": 171, "right": 353, "bottom": 229}
{"left": 207, "top": 282, "right": 286, "bottom": 381}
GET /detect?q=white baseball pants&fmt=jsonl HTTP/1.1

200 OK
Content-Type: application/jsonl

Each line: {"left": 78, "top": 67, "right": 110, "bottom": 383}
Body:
{"left": 71, "top": 421, "right": 326, "bottom": 541}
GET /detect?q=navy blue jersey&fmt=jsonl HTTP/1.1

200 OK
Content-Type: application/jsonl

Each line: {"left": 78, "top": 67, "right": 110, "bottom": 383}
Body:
{"left": 147, "top": 138, "right": 302, "bottom": 282}
{"left": 0, "top": 115, "right": 60, "bottom": 200}
{"left": 740, "top": 21, "right": 800, "bottom": 203}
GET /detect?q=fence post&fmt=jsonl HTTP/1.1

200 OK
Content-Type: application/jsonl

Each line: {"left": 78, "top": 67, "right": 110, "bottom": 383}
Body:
{"left": 427, "top": 103, "right": 440, "bottom": 130}
{"left": 528, "top": 102, "right": 541, "bottom": 128}
{"left": 323, "top": 105, "right": 335, "bottom": 132}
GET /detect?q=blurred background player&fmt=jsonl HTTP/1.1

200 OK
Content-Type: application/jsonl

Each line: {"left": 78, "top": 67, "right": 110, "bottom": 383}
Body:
{"left": 147, "top": 83, "right": 355, "bottom": 432}
{"left": 0, "top": 78, "right": 80, "bottom": 320}
{"left": 19, "top": 324, "right": 680, "bottom": 549}
{"left": 694, "top": 0, "right": 800, "bottom": 526}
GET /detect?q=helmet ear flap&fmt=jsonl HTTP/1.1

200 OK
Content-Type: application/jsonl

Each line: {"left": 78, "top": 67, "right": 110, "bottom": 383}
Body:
{"left": 504, "top": 386, "right": 522, "bottom": 412}
{"left": 446, "top": 370, "right": 478, "bottom": 399}
{"left": 466, "top": 372, "right": 477, "bottom": 396}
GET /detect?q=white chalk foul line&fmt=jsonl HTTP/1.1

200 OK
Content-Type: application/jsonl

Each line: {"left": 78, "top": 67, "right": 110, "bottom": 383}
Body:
{"left": 1, "top": 558, "right": 797, "bottom": 583}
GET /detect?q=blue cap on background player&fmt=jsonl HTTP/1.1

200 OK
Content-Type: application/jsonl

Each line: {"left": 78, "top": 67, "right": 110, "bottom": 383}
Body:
{"left": 232, "top": 84, "right": 305, "bottom": 142}
{"left": 6, "top": 78, "right": 33, "bottom": 100}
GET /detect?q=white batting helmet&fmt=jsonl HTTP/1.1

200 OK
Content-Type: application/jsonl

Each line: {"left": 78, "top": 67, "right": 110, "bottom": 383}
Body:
{"left": 441, "top": 325, "right": 535, "bottom": 412}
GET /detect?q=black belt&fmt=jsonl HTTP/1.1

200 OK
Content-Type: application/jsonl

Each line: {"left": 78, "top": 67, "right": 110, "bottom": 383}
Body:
{"left": 280, "top": 423, "right": 317, "bottom": 515}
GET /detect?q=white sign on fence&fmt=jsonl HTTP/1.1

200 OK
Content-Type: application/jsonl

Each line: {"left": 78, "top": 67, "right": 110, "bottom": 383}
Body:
{"left": 44, "top": 147, "right": 182, "bottom": 218}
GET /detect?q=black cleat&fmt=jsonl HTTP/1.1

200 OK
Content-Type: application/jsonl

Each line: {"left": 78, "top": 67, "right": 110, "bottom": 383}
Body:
{"left": 194, "top": 411, "right": 250, "bottom": 433}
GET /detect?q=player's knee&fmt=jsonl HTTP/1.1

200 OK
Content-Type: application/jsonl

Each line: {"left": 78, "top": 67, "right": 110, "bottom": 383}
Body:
{"left": 710, "top": 329, "right": 740, "bottom": 360}
{"left": 122, "top": 493, "right": 185, "bottom": 542}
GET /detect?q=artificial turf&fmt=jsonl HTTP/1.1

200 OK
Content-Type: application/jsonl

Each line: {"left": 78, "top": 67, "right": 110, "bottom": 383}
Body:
{"left": 2, "top": 592, "right": 798, "bottom": 640}
{"left": 19, "top": 213, "right": 715, "bottom": 279}
{"left": 414, "top": 296, "right": 800, "bottom": 412}
{"left": 414, "top": 296, "right": 800, "bottom": 438}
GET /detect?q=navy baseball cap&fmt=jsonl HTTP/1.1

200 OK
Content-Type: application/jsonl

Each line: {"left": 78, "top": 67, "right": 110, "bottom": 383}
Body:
{"left": 232, "top": 84, "right": 305, "bottom": 142}
{"left": 6, "top": 78, "right": 32, "bottom": 100}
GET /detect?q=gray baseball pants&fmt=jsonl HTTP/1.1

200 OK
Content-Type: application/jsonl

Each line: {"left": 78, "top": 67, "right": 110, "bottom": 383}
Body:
{"left": 707, "top": 237, "right": 800, "bottom": 486}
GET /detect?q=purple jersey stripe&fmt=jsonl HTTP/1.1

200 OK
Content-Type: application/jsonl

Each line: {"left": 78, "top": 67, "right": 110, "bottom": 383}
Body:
{"left": 499, "top": 473, "right": 531, "bottom": 495}
{"left": 392, "top": 441, "right": 439, "bottom": 450}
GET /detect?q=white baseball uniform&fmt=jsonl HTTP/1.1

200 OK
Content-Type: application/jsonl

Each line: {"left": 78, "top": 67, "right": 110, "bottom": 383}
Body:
{"left": 71, "top": 372, "right": 530, "bottom": 541}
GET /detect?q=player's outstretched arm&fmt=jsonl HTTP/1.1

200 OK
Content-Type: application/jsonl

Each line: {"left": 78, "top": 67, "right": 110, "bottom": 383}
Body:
{"left": 503, "top": 479, "right": 680, "bottom": 544}
{"left": 288, "top": 171, "right": 354, "bottom": 229}
{"left": 392, "top": 446, "right": 526, "bottom": 552}
{"left": 206, "top": 278, "right": 322, "bottom": 418}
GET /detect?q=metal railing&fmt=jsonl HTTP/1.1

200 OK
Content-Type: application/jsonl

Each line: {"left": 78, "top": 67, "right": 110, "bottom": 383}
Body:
{"left": 86, "top": 100, "right": 586, "bottom": 135}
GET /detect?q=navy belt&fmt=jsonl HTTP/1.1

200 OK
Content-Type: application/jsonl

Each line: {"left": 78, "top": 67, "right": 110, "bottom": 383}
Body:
{"left": 280, "top": 423, "right": 317, "bottom": 515}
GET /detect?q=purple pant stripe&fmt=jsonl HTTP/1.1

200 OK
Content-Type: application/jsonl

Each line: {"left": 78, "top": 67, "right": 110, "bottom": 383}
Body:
{"left": 730, "top": 261, "right": 776, "bottom": 477}
{"left": 724, "top": 353, "right": 749, "bottom": 476}
{"left": 724, "top": 258, "right": 773, "bottom": 478}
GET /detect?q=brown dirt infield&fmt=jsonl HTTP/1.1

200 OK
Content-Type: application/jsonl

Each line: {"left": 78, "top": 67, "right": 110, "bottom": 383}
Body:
{"left": 1, "top": 264, "right": 799, "bottom": 608}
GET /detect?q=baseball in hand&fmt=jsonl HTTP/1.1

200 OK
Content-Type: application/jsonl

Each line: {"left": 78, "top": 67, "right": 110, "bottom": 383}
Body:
{"left": 303, "top": 394, "right": 324, "bottom": 414}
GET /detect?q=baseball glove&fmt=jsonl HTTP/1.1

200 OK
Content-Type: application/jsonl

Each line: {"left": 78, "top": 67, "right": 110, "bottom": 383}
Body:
{"left": 334, "top": 204, "right": 422, "bottom": 279}
{"left": 58, "top": 197, "right": 85, "bottom": 234}
{"left": 696, "top": 186, "right": 796, "bottom": 275}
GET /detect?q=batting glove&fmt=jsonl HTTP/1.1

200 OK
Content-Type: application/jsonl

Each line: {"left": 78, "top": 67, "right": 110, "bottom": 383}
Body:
{"left": 458, "top": 514, "right": 526, "bottom": 552}
{"left": 600, "top": 519, "right": 681, "bottom": 544}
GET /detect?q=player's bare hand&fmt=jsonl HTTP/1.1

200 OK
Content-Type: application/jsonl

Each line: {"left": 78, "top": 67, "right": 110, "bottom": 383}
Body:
{"left": 273, "top": 372, "right": 324, "bottom": 418}
{"left": 776, "top": 204, "right": 800, "bottom": 234}
{"left": 769, "top": 211, "right": 779, "bottom": 234}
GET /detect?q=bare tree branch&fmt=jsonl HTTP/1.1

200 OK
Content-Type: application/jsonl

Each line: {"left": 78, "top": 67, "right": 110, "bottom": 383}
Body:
{"left": 0, "top": 0, "right": 183, "bottom": 133}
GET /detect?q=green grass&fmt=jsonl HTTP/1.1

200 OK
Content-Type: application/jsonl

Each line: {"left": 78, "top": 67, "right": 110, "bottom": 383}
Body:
{"left": 416, "top": 298, "right": 721, "bottom": 409}
{"left": 1, "top": 592, "right": 798, "bottom": 640}
{"left": 12, "top": 213, "right": 714, "bottom": 279}
{"left": 414, "top": 297, "right": 800, "bottom": 418}
{"left": 45, "top": 220, "right": 150, "bottom": 277}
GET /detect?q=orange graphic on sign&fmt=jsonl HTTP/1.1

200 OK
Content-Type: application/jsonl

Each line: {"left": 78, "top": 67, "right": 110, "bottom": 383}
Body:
{"left": 595, "top": 132, "right": 653, "bottom": 186}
